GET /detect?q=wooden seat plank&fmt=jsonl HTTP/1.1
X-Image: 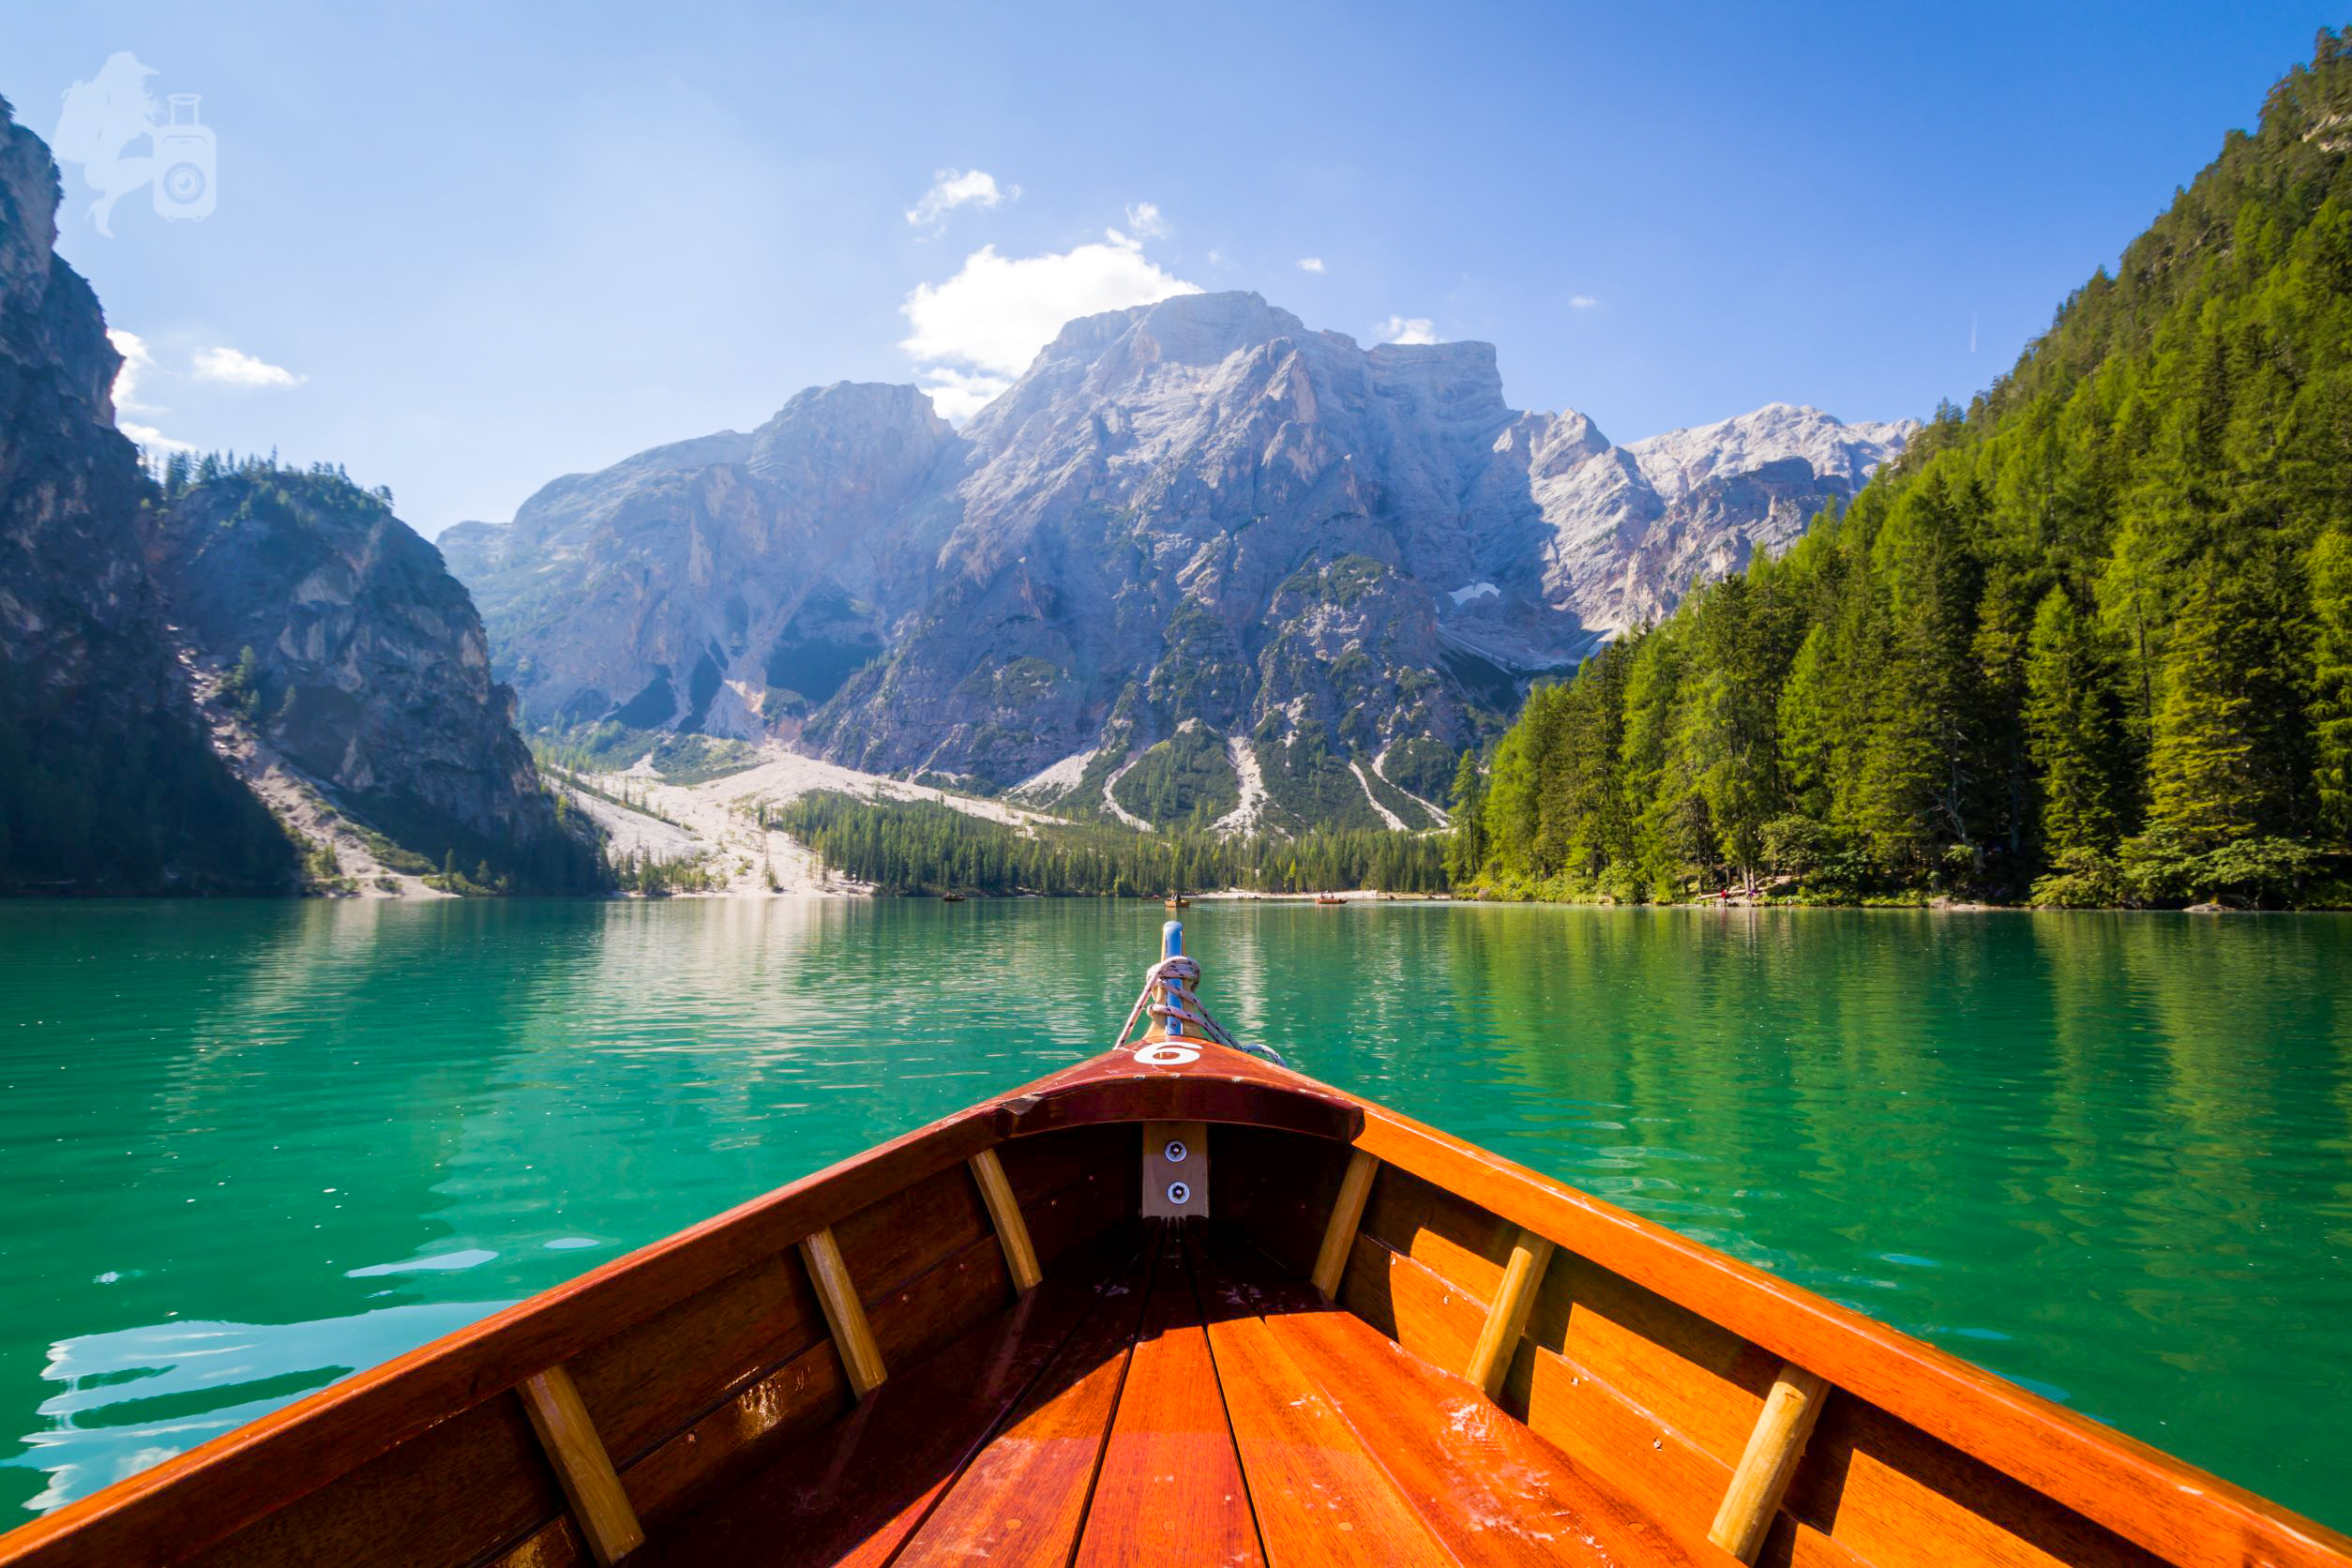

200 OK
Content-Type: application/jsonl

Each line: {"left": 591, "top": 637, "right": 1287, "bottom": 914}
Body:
{"left": 1217, "top": 1235, "right": 1724, "bottom": 1567}
{"left": 886, "top": 1230, "right": 1160, "bottom": 1566}
{"left": 1072, "top": 1225, "right": 1264, "bottom": 1567}
{"left": 1185, "top": 1229, "right": 1456, "bottom": 1568}
{"left": 517, "top": 1366, "right": 644, "bottom": 1566}
{"left": 633, "top": 1231, "right": 1140, "bottom": 1568}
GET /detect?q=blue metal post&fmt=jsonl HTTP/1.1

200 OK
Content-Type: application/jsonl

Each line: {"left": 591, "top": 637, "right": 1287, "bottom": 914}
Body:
{"left": 1161, "top": 919, "right": 1184, "bottom": 1039}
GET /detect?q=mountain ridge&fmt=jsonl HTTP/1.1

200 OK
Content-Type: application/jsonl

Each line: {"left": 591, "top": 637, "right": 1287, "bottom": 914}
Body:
{"left": 449, "top": 291, "right": 1910, "bottom": 833}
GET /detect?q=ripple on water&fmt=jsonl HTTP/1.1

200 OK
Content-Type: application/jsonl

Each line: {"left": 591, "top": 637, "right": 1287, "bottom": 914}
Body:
{"left": 0, "top": 899, "right": 2345, "bottom": 1530}
{"left": 344, "top": 1248, "right": 499, "bottom": 1277}
{"left": 1, "top": 1303, "right": 509, "bottom": 1511}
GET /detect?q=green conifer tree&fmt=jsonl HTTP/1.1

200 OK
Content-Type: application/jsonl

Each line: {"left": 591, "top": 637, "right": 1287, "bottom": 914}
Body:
{"left": 2314, "top": 529, "right": 2352, "bottom": 838}
{"left": 1677, "top": 578, "right": 1786, "bottom": 884}
{"left": 1777, "top": 625, "right": 1835, "bottom": 819}
{"left": 2146, "top": 564, "right": 2259, "bottom": 851}
{"left": 2024, "top": 586, "right": 2131, "bottom": 860}
{"left": 1440, "top": 749, "right": 1486, "bottom": 886}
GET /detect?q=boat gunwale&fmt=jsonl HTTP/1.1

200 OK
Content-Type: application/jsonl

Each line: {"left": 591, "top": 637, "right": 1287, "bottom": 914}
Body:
{"left": 1344, "top": 1093, "right": 2352, "bottom": 1568}
{"left": 0, "top": 1049, "right": 1353, "bottom": 1566}
{"left": 0, "top": 1041, "right": 2344, "bottom": 1568}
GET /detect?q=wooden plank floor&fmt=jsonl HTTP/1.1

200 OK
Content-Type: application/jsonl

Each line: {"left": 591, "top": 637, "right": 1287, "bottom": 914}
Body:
{"left": 641, "top": 1221, "right": 1720, "bottom": 1567}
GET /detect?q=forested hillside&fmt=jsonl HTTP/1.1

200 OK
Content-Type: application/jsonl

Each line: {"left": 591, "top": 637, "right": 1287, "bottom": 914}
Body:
{"left": 776, "top": 792, "right": 1446, "bottom": 897}
{"left": 1454, "top": 31, "right": 2352, "bottom": 908}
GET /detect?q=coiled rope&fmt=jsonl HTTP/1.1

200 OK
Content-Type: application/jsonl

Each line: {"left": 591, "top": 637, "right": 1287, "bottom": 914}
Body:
{"left": 1111, "top": 955, "right": 1289, "bottom": 1066}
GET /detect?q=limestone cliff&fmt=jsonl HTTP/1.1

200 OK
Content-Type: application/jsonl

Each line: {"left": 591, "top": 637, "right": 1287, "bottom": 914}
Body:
{"left": 0, "top": 96, "right": 291, "bottom": 892}
{"left": 0, "top": 95, "right": 598, "bottom": 893}
{"left": 149, "top": 466, "right": 600, "bottom": 889}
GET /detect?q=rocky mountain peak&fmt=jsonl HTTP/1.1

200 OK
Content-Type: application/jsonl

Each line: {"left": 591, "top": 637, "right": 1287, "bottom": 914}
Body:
{"left": 1627, "top": 401, "right": 1918, "bottom": 505}
{"left": 748, "top": 381, "right": 953, "bottom": 484}
{"left": 448, "top": 289, "right": 1912, "bottom": 833}
{"left": 1114, "top": 289, "right": 1309, "bottom": 367}
{"left": 498, "top": 429, "right": 757, "bottom": 559}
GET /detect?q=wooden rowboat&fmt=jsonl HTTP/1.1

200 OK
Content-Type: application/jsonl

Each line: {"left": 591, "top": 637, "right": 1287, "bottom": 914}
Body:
{"left": 2, "top": 942, "right": 2346, "bottom": 1568}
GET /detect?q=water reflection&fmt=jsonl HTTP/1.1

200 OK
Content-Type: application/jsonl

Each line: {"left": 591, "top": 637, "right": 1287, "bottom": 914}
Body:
{"left": 0, "top": 901, "right": 2346, "bottom": 1527}
{"left": 8, "top": 1303, "right": 505, "bottom": 1510}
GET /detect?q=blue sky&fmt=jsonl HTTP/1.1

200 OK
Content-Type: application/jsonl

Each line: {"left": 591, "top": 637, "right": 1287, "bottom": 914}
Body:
{"left": 5, "top": 1, "right": 2334, "bottom": 536}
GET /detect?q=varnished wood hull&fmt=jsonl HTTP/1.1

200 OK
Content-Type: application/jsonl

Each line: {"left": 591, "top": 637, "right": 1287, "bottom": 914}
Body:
{"left": 0, "top": 1041, "right": 2343, "bottom": 1567}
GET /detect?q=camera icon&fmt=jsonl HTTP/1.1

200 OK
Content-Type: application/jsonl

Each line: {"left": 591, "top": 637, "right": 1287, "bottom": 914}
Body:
{"left": 152, "top": 94, "right": 215, "bottom": 222}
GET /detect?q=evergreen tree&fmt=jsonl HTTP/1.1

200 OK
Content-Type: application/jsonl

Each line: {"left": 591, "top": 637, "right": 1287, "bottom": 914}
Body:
{"left": 1617, "top": 622, "right": 1700, "bottom": 894}
{"left": 219, "top": 646, "right": 262, "bottom": 720}
{"left": 1777, "top": 624, "right": 1835, "bottom": 819}
{"left": 1854, "top": 469, "right": 1987, "bottom": 876}
{"left": 2024, "top": 586, "right": 2132, "bottom": 860}
{"left": 2314, "top": 528, "right": 2352, "bottom": 837}
{"left": 2146, "top": 563, "right": 2261, "bottom": 851}
{"left": 1444, "top": 750, "right": 1485, "bottom": 884}
{"left": 1553, "top": 639, "right": 1636, "bottom": 883}
{"left": 1677, "top": 576, "right": 1787, "bottom": 883}
{"left": 1481, "top": 685, "right": 1560, "bottom": 881}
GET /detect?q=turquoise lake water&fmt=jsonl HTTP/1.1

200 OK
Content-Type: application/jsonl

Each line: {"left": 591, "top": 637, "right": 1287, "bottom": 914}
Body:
{"left": 0, "top": 898, "right": 2345, "bottom": 1528}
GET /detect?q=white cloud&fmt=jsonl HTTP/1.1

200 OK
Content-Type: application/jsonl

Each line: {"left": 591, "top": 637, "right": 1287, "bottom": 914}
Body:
{"left": 1374, "top": 315, "right": 1439, "bottom": 346}
{"left": 1570, "top": 294, "right": 1600, "bottom": 309}
{"left": 1296, "top": 256, "right": 1326, "bottom": 273}
{"left": 108, "top": 329, "right": 192, "bottom": 453}
{"left": 107, "top": 328, "right": 158, "bottom": 413}
{"left": 900, "top": 230, "right": 1199, "bottom": 416}
{"left": 915, "top": 366, "right": 1014, "bottom": 423}
{"left": 120, "top": 420, "right": 195, "bottom": 456}
{"left": 1123, "top": 202, "right": 1170, "bottom": 238}
{"left": 192, "top": 346, "right": 305, "bottom": 388}
{"left": 906, "top": 168, "right": 1018, "bottom": 230}
{"left": 1207, "top": 249, "right": 1224, "bottom": 265}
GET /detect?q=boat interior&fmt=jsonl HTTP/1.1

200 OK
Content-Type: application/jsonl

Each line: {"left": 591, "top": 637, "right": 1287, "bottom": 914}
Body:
{"left": 3, "top": 1046, "right": 2344, "bottom": 1568}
